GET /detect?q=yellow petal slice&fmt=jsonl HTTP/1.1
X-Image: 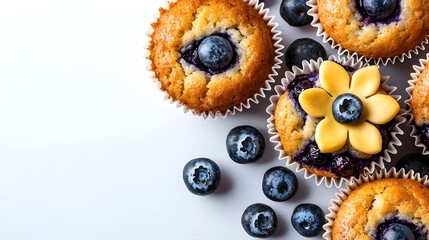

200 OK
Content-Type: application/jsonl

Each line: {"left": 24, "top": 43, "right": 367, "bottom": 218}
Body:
{"left": 319, "top": 61, "right": 350, "bottom": 97}
{"left": 315, "top": 118, "right": 348, "bottom": 153}
{"left": 350, "top": 65, "right": 381, "bottom": 98}
{"left": 299, "top": 88, "right": 332, "bottom": 118}
{"left": 363, "top": 94, "right": 400, "bottom": 125}
{"left": 349, "top": 121, "right": 382, "bottom": 154}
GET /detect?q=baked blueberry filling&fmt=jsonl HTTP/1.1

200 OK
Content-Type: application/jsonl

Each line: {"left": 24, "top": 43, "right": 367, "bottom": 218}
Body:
{"left": 180, "top": 33, "right": 238, "bottom": 75}
{"left": 287, "top": 71, "right": 395, "bottom": 177}
{"left": 293, "top": 121, "right": 394, "bottom": 177}
{"left": 374, "top": 216, "right": 426, "bottom": 240}
{"left": 355, "top": 0, "right": 400, "bottom": 25}
{"left": 416, "top": 124, "right": 429, "bottom": 148}
{"left": 287, "top": 72, "right": 319, "bottom": 115}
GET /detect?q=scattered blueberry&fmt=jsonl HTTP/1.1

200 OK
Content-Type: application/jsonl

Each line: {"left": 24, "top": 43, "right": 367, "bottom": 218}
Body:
{"left": 241, "top": 203, "right": 277, "bottom": 238}
{"left": 418, "top": 124, "right": 429, "bottom": 147}
{"left": 381, "top": 223, "right": 416, "bottom": 240}
{"left": 226, "top": 125, "right": 265, "bottom": 164}
{"left": 285, "top": 38, "right": 327, "bottom": 69}
{"left": 280, "top": 0, "right": 312, "bottom": 27}
{"left": 362, "top": 0, "right": 397, "bottom": 20}
{"left": 332, "top": 93, "right": 363, "bottom": 124}
{"left": 262, "top": 166, "right": 298, "bottom": 202}
{"left": 291, "top": 203, "right": 325, "bottom": 237}
{"left": 395, "top": 153, "right": 429, "bottom": 177}
{"left": 198, "top": 36, "right": 233, "bottom": 70}
{"left": 182, "top": 158, "right": 221, "bottom": 196}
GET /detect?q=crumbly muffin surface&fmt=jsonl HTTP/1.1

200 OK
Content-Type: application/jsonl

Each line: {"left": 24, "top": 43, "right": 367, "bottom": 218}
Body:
{"left": 148, "top": 0, "right": 275, "bottom": 113}
{"left": 317, "top": 0, "right": 429, "bottom": 58}
{"left": 332, "top": 178, "right": 429, "bottom": 240}
{"left": 411, "top": 63, "right": 429, "bottom": 126}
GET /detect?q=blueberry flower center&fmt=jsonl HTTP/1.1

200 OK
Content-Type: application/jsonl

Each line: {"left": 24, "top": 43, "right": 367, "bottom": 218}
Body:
{"left": 332, "top": 93, "right": 363, "bottom": 124}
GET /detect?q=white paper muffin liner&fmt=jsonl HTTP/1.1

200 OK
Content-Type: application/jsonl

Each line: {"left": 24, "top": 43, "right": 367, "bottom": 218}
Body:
{"left": 307, "top": 0, "right": 429, "bottom": 66}
{"left": 323, "top": 168, "right": 429, "bottom": 240}
{"left": 266, "top": 55, "right": 405, "bottom": 188}
{"left": 405, "top": 53, "right": 429, "bottom": 155}
{"left": 144, "top": 0, "right": 283, "bottom": 119}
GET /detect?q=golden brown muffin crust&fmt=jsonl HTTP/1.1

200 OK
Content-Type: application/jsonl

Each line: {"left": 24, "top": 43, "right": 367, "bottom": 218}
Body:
{"left": 148, "top": 0, "right": 275, "bottom": 113}
{"left": 317, "top": 0, "right": 429, "bottom": 58}
{"left": 411, "top": 63, "right": 429, "bottom": 126}
{"left": 332, "top": 178, "right": 429, "bottom": 240}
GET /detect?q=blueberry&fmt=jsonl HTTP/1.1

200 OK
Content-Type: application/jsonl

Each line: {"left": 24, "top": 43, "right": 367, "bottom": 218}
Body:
{"left": 417, "top": 124, "right": 429, "bottom": 147}
{"left": 198, "top": 36, "right": 233, "bottom": 70}
{"left": 226, "top": 125, "right": 265, "bottom": 164}
{"left": 262, "top": 166, "right": 298, "bottom": 202}
{"left": 291, "top": 203, "right": 325, "bottom": 237}
{"left": 285, "top": 38, "right": 327, "bottom": 69}
{"left": 182, "top": 158, "right": 221, "bottom": 195}
{"left": 280, "top": 0, "right": 312, "bottom": 27}
{"left": 332, "top": 93, "right": 363, "bottom": 124}
{"left": 333, "top": 155, "right": 356, "bottom": 177}
{"left": 395, "top": 153, "right": 429, "bottom": 177}
{"left": 241, "top": 203, "right": 277, "bottom": 238}
{"left": 362, "top": 0, "right": 397, "bottom": 20}
{"left": 382, "top": 223, "right": 416, "bottom": 240}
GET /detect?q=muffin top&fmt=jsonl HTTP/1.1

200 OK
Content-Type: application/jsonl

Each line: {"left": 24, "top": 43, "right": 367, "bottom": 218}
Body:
{"left": 411, "top": 62, "right": 429, "bottom": 126}
{"left": 332, "top": 178, "right": 429, "bottom": 240}
{"left": 148, "top": 0, "right": 275, "bottom": 114}
{"left": 316, "top": 0, "right": 429, "bottom": 58}
{"left": 274, "top": 61, "right": 399, "bottom": 178}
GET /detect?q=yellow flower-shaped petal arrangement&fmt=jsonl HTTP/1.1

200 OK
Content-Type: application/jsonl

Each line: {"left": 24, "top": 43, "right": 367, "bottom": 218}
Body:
{"left": 298, "top": 61, "right": 400, "bottom": 155}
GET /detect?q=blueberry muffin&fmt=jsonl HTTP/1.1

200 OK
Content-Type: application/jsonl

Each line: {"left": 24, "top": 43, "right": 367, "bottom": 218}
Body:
{"left": 148, "top": 0, "right": 277, "bottom": 115}
{"left": 410, "top": 61, "right": 429, "bottom": 149}
{"left": 273, "top": 60, "right": 400, "bottom": 179}
{"left": 316, "top": 0, "right": 429, "bottom": 59}
{"left": 332, "top": 178, "right": 429, "bottom": 239}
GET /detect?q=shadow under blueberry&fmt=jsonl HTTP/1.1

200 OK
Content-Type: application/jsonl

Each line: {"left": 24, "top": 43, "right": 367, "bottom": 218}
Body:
{"left": 272, "top": 210, "right": 287, "bottom": 238}
{"left": 287, "top": 173, "right": 310, "bottom": 203}
{"left": 214, "top": 168, "right": 233, "bottom": 195}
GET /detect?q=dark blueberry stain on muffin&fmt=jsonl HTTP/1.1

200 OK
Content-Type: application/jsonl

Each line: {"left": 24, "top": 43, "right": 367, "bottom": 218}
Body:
{"left": 287, "top": 73, "right": 319, "bottom": 115}
{"left": 292, "top": 120, "right": 394, "bottom": 177}
{"left": 180, "top": 32, "right": 238, "bottom": 75}
{"left": 374, "top": 216, "right": 425, "bottom": 240}
{"left": 416, "top": 124, "right": 429, "bottom": 148}
{"left": 293, "top": 141, "right": 365, "bottom": 177}
{"left": 355, "top": 0, "right": 401, "bottom": 24}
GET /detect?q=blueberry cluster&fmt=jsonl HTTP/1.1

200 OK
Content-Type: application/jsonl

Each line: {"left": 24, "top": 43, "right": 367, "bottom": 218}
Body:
{"left": 183, "top": 125, "right": 326, "bottom": 238}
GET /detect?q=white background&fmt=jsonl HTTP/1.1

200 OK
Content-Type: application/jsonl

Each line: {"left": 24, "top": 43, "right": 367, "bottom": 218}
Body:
{"left": 0, "top": 0, "right": 424, "bottom": 239}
